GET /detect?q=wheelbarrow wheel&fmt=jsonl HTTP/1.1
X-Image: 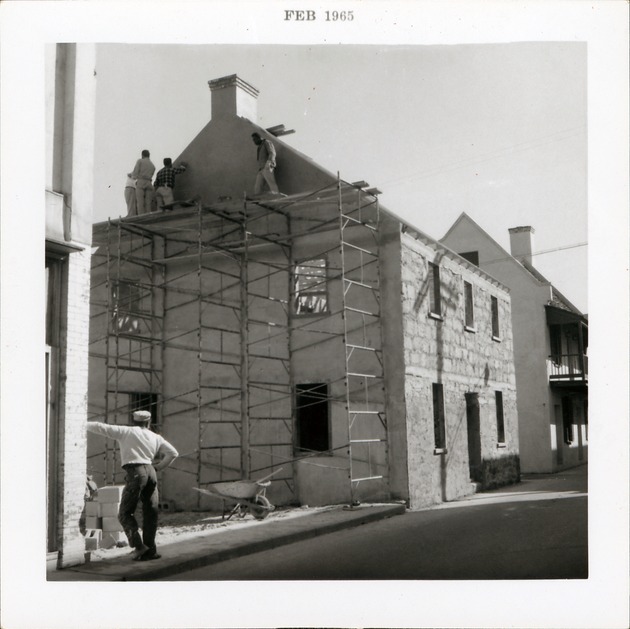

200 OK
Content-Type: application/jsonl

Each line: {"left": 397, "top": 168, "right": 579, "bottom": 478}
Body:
{"left": 250, "top": 495, "right": 272, "bottom": 520}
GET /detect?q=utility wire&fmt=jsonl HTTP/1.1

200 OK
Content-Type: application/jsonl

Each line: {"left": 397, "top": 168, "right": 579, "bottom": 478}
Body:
{"left": 379, "top": 125, "right": 585, "bottom": 189}
{"left": 481, "top": 241, "right": 587, "bottom": 266}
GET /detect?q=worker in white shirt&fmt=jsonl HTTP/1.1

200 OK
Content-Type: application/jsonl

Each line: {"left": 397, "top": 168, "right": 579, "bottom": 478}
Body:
{"left": 86, "top": 410, "right": 178, "bottom": 561}
{"left": 130, "top": 149, "right": 156, "bottom": 214}
{"left": 125, "top": 173, "right": 137, "bottom": 216}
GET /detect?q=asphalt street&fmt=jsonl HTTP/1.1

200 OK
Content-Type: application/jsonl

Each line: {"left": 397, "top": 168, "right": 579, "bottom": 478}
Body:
{"left": 162, "top": 465, "right": 587, "bottom": 580}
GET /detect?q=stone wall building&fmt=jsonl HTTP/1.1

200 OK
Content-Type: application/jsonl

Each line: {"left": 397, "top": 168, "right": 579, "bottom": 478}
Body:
{"left": 87, "top": 75, "right": 520, "bottom": 513}
{"left": 441, "top": 213, "right": 588, "bottom": 473}
{"left": 46, "top": 43, "right": 97, "bottom": 568}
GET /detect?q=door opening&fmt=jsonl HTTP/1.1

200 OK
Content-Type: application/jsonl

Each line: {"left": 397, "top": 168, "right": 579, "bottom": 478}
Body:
{"left": 465, "top": 393, "right": 482, "bottom": 483}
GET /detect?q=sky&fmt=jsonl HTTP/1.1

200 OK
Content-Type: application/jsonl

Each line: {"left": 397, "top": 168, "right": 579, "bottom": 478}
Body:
{"left": 94, "top": 42, "right": 588, "bottom": 312}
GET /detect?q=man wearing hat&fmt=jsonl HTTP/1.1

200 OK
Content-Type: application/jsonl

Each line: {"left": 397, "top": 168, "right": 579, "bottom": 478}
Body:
{"left": 86, "top": 410, "right": 178, "bottom": 561}
{"left": 251, "top": 132, "right": 280, "bottom": 196}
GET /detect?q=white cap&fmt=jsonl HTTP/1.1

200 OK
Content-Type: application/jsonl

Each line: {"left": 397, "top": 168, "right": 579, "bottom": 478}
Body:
{"left": 132, "top": 410, "right": 152, "bottom": 421}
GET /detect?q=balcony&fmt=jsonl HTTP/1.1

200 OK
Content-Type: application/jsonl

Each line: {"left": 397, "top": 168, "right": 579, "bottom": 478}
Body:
{"left": 547, "top": 354, "right": 588, "bottom": 385}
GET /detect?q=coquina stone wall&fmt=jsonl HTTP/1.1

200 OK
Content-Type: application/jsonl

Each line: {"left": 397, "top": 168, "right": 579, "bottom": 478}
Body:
{"left": 399, "top": 233, "right": 519, "bottom": 509}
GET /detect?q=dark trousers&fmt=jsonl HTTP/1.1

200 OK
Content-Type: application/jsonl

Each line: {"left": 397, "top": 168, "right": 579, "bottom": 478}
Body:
{"left": 119, "top": 464, "right": 159, "bottom": 552}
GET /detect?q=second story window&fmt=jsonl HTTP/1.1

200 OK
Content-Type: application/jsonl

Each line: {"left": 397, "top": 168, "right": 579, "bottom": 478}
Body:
{"left": 112, "top": 279, "right": 141, "bottom": 334}
{"left": 294, "top": 258, "right": 328, "bottom": 315}
{"left": 464, "top": 281, "right": 475, "bottom": 330}
{"left": 428, "top": 263, "right": 442, "bottom": 318}
{"left": 491, "top": 295, "right": 500, "bottom": 340}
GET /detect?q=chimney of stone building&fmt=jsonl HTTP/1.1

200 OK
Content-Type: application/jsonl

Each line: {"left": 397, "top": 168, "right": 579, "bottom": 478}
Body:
{"left": 508, "top": 225, "right": 535, "bottom": 266}
{"left": 208, "top": 74, "right": 259, "bottom": 121}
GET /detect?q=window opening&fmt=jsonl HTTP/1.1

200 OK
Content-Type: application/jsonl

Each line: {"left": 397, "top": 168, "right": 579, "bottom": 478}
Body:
{"left": 459, "top": 251, "right": 479, "bottom": 266}
{"left": 129, "top": 392, "right": 158, "bottom": 427}
{"left": 464, "top": 281, "right": 474, "bottom": 329}
{"left": 429, "top": 263, "right": 442, "bottom": 317}
{"left": 491, "top": 295, "right": 500, "bottom": 339}
{"left": 562, "top": 396, "right": 574, "bottom": 444}
{"left": 295, "top": 383, "right": 330, "bottom": 452}
{"left": 432, "top": 383, "right": 446, "bottom": 450}
{"left": 294, "top": 259, "right": 328, "bottom": 315}
{"left": 112, "top": 279, "right": 142, "bottom": 334}
{"left": 495, "top": 391, "right": 505, "bottom": 443}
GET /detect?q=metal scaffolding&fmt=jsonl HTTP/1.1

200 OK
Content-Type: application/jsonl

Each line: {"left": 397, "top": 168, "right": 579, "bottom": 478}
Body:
{"left": 88, "top": 176, "right": 389, "bottom": 506}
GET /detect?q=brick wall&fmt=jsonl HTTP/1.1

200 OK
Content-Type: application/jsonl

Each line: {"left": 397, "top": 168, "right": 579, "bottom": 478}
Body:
{"left": 55, "top": 248, "right": 91, "bottom": 568}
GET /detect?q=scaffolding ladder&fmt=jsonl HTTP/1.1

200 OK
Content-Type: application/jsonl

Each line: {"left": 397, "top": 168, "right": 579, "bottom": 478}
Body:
{"left": 337, "top": 179, "right": 388, "bottom": 504}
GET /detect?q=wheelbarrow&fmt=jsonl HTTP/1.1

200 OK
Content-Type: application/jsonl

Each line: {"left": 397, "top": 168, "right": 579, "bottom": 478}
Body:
{"left": 193, "top": 468, "right": 282, "bottom": 521}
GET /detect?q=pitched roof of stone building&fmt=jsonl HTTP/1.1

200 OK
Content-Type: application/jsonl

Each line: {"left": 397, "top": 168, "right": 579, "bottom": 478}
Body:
{"left": 442, "top": 212, "right": 585, "bottom": 317}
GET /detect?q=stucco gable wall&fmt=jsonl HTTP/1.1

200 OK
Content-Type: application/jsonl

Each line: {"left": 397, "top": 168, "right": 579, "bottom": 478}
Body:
{"left": 173, "top": 117, "right": 337, "bottom": 205}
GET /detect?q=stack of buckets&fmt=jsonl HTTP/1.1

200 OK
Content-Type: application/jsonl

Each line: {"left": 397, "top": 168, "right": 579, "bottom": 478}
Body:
{"left": 84, "top": 485, "right": 127, "bottom": 551}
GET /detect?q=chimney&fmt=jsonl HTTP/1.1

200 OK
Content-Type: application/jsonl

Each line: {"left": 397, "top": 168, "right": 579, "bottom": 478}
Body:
{"left": 208, "top": 74, "right": 259, "bottom": 121}
{"left": 508, "top": 225, "right": 535, "bottom": 266}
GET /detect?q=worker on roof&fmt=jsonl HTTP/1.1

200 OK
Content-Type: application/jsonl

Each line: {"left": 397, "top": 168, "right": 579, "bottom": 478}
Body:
{"left": 124, "top": 173, "right": 137, "bottom": 216}
{"left": 86, "top": 409, "right": 178, "bottom": 562}
{"left": 154, "top": 158, "right": 188, "bottom": 211}
{"left": 251, "top": 132, "right": 280, "bottom": 197}
{"left": 130, "top": 149, "right": 156, "bottom": 215}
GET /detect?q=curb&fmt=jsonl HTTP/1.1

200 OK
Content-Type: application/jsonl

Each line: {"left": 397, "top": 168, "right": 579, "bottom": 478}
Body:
{"left": 126, "top": 503, "right": 406, "bottom": 581}
{"left": 49, "top": 503, "right": 406, "bottom": 582}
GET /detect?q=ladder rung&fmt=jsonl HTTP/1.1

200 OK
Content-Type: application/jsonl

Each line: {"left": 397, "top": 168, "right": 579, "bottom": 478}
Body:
{"left": 347, "top": 372, "right": 381, "bottom": 379}
{"left": 346, "top": 343, "right": 379, "bottom": 352}
{"left": 345, "top": 306, "right": 379, "bottom": 317}
{"left": 351, "top": 475, "right": 384, "bottom": 482}
{"left": 341, "top": 214, "right": 378, "bottom": 231}
{"left": 348, "top": 410, "right": 383, "bottom": 415}
{"left": 344, "top": 278, "right": 376, "bottom": 290}
{"left": 350, "top": 438, "right": 385, "bottom": 443}
{"left": 341, "top": 241, "right": 378, "bottom": 256}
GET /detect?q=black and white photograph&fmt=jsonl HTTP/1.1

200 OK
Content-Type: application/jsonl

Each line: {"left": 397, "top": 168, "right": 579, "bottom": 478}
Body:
{"left": 1, "top": 2, "right": 628, "bottom": 628}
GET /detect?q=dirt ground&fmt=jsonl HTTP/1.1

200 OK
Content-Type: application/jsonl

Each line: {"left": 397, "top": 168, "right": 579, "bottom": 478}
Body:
{"left": 87, "top": 504, "right": 335, "bottom": 563}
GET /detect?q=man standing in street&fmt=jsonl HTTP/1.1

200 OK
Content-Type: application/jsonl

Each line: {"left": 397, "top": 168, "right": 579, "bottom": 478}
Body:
{"left": 130, "top": 149, "right": 156, "bottom": 214}
{"left": 124, "top": 173, "right": 137, "bottom": 216}
{"left": 86, "top": 410, "right": 178, "bottom": 561}
{"left": 154, "top": 158, "right": 188, "bottom": 211}
{"left": 251, "top": 132, "right": 280, "bottom": 196}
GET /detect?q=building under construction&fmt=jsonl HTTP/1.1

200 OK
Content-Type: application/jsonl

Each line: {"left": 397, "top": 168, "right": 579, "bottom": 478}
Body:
{"left": 87, "top": 75, "right": 521, "bottom": 510}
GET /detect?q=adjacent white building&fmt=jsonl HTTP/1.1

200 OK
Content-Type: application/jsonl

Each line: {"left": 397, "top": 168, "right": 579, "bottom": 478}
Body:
{"left": 441, "top": 213, "right": 588, "bottom": 473}
{"left": 46, "top": 43, "right": 97, "bottom": 568}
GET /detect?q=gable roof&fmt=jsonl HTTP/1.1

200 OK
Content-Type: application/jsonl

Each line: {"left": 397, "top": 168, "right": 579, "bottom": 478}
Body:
{"left": 442, "top": 212, "right": 585, "bottom": 316}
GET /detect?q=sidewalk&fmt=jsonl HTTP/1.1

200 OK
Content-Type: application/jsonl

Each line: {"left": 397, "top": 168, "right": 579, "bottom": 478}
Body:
{"left": 47, "top": 502, "right": 406, "bottom": 582}
{"left": 47, "top": 464, "right": 587, "bottom": 582}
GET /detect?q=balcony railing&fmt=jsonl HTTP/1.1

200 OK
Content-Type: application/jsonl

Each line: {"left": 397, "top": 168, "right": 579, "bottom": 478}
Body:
{"left": 547, "top": 354, "right": 588, "bottom": 383}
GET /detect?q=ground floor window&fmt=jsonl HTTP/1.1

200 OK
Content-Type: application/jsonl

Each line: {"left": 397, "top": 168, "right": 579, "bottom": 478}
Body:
{"left": 295, "top": 383, "right": 330, "bottom": 452}
{"left": 432, "top": 383, "right": 446, "bottom": 450}
{"left": 129, "top": 392, "right": 158, "bottom": 427}
{"left": 562, "top": 396, "right": 574, "bottom": 444}
{"left": 495, "top": 391, "right": 506, "bottom": 443}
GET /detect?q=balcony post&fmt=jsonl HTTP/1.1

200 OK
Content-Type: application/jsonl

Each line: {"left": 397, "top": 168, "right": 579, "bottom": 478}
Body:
{"left": 577, "top": 321, "right": 585, "bottom": 375}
